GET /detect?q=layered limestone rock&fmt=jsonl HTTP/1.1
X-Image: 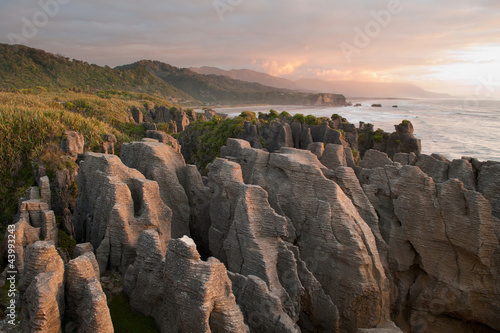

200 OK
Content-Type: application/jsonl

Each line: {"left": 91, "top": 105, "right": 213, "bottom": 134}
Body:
{"left": 448, "top": 158, "right": 476, "bottom": 191}
{"left": 360, "top": 149, "right": 393, "bottom": 169}
{"left": 320, "top": 144, "right": 347, "bottom": 170}
{"left": 163, "top": 236, "right": 247, "bottom": 332}
{"left": 208, "top": 158, "right": 304, "bottom": 331}
{"left": 66, "top": 255, "right": 113, "bottom": 332}
{"left": 121, "top": 139, "right": 190, "bottom": 238}
{"left": 72, "top": 152, "right": 172, "bottom": 273}
{"left": 359, "top": 163, "right": 500, "bottom": 332}
{"left": 266, "top": 121, "right": 294, "bottom": 153}
{"left": 326, "top": 166, "right": 388, "bottom": 267}
{"left": 19, "top": 241, "right": 65, "bottom": 333}
{"left": 124, "top": 231, "right": 247, "bottom": 332}
{"left": 123, "top": 230, "right": 166, "bottom": 320}
{"left": 385, "top": 121, "right": 421, "bottom": 157}
{"left": 4, "top": 185, "right": 57, "bottom": 274}
{"left": 2, "top": 220, "right": 40, "bottom": 274}
{"left": 220, "top": 139, "right": 390, "bottom": 332}
{"left": 130, "top": 105, "right": 143, "bottom": 123}
{"left": 415, "top": 153, "right": 449, "bottom": 183}
{"left": 290, "top": 122, "right": 313, "bottom": 150}
{"left": 178, "top": 164, "right": 212, "bottom": 256}
{"left": 101, "top": 134, "right": 117, "bottom": 155}
{"left": 60, "top": 131, "right": 84, "bottom": 160}
{"left": 149, "top": 106, "right": 191, "bottom": 132}
{"left": 478, "top": 163, "right": 500, "bottom": 219}
{"left": 38, "top": 175, "right": 51, "bottom": 207}
{"left": 309, "top": 122, "right": 344, "bottom": 146}
{"left": 238, "top": 121, "right": 263, "bottom": 149}
{"left": 146, "top": 130, "right": 182, "bottom": 152}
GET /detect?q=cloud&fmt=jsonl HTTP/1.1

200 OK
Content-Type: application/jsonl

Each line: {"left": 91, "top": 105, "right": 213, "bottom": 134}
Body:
{"left": 261, "top": 60, "right": 304, "bottom": 77}
{"left": 0, "top": 0, "right": 499, "bottom": 96}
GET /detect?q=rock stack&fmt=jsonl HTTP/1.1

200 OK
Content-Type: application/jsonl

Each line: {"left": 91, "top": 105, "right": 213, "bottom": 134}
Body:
{"left": 5, "top": 124, "right": 500, "bottom": 333}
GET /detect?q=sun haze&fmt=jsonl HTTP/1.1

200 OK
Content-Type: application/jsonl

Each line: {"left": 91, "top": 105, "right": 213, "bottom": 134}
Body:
{"left": 1, "top": 0, "right": 499, "bottom": 98}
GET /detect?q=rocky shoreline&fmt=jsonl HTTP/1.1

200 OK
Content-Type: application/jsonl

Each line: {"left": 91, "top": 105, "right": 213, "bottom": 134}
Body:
{"left": 2, "top": 113, "right": 499, "bottom": 332}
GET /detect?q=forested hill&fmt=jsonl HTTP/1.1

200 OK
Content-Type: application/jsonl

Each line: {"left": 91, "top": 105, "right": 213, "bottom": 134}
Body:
{"left": 0, "top": 44, "right": 193, "bottom": 102}
{"left": 0, "top": 44, "right": 345, "bottom": 106}
{"left": 118, "top": 60, "right": 346, "bottom": 106}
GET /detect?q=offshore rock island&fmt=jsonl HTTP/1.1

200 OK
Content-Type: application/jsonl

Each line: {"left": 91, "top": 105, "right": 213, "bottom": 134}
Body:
{"left": 2, "top": 105, "right": 499, "bottom": 333}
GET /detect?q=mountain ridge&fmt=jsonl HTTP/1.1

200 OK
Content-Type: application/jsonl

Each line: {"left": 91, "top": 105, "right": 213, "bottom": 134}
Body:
{"left": 0, "top": 44, "right": 194, "bottom": 102}
{"left": 118, "top": 60, "right": 345, "bottom": 106}
{"left": 191, "top": 66, "right": 453, "bottom": 99}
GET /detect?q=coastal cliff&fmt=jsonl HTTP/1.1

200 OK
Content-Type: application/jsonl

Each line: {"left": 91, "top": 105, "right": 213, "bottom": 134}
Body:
{"left": 2, "top": 115, "right": 499, "bottom": 333}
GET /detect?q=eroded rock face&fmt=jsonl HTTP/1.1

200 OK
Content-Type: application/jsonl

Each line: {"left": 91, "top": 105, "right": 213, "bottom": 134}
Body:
{"left": 220, "top": 139, "right": 390, "bottom": 331}
{"left": 415, "top": 154, "right": 449, "bottom": 183}
{"left": 360, "top": 149, "right": 393, "bottom": 169}
{"left": 146, "top": 130, "right": 182, "bottom": 153}
{"left": 208, "top": 158, "right": 304, "bottom": 331}
{"left": 359, "top": 164, "right": 500, "bottom": 332}
{"left": 3, "top": 220, "right": 40, "bottom": 274}
{"left": 124, "top": 232, "right": 247, "bottom": 333}
{"left": 478, "top": 163, "right": 500, "bottom": 219}
{"left": 326, "top": 166, "right": 388, "bottom": 268}
{"left": 320, "top": 144, "right": 347, "bottom": 170}
{"left": 66, "top": 255, "right": 113, "bottom": 332}
{"left": 61, "top": 131, "right": 84, "bottom": 160}
{"left": 131, "top": 106, "right": 143, "bottom": 124}
{"left": 19, "top": 241, "right": 65, "bottom": 333}
{"left": 123, "top": 230, "right": 165, "bottom": 320}
{"left": 72, "top": 152, "right": 172, "bottom": 273}
{"left": 101, "top": 134, "right": 117, "bottom": 155}
{"left": 179, "top": 164, "right": 212, "bottom": 257}
{"left": 163, "top": 236, "right": 247, "bottom": 332}
{"left": 267, "top": 121, "right": 294, "bottom": 153}
{"left": 121, "top": 140, "right": 190, "bottom": 238}
{"left": 448, "top": 159, "right": 476, "bottom": 191}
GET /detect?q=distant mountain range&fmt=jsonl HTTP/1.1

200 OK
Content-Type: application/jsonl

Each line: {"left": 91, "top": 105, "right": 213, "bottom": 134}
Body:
{"left": 191, "top": 66, "right": 452, "bottom": 99}
{"left": 0, "top": 44, "right": 344, "bottom": 106}
{"left": 0, "top": 44, "right": 193, "bottom": 101}
{"left": 0, "top": 43, "right": 449, "bottom": 106}
{"left": 191, "top": 66, "right": 299, "bottom": 90}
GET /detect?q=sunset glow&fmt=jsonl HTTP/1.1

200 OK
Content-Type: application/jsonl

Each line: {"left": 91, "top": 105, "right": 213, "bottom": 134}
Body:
{"left": 1, "top": 0, "right": 499, "bottom": 98}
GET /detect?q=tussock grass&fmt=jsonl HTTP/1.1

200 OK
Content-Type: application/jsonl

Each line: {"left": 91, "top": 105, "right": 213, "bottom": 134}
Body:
{"left": 0, "top": 90, "right": 174, "bottom": 228}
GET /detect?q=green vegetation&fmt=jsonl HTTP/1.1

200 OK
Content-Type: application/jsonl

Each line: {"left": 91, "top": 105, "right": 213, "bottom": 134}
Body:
{"left": 279, "top": 111, "right": 291, "bottom": 119}
{"left": 0, "top": 44, "right": 192, "bottom": 102}
{"left": 0, "top": 90, "right": 174, "bottom": 228}
{"left": 239, "top": 111, "right": 258, "bottom": 123}
{"left": 402, "top": 120, "right": 409, "bottom": 125}
{"left": 352, "top": 149, "right": 359, "bottom": 158}
{"left": 118, "top": 60, "right": 346, "bottom": 106}
{"left": 181, "top": 116, "right": 246, "bottom": 174}
{"left": 358, "top": 133, "right": 367, "bottom": 144}
{"left": 0, "top": 43, "right": 346, "bottom": 107}
{"left": 331, "top": 113, "right": 341, "bottom": 121}
{"left": 58, "top": 229, "right": 76, "bottom": 257}
{"left": 395, "top": 139, "right": 402, "bottom": 145}
{"left": 293, "top": 113, "right": 305, "bottom": 123}
{"left": 373, "top": 133, "right": 384, "bottom": 143}
{"left": 305, "top": 115, "right": 322, "bottom": 125}
{"left": 109, "top": 292, "right": 159, "bottom": 333}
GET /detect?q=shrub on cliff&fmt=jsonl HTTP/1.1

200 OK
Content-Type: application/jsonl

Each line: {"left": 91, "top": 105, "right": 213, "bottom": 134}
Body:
{"left": 0, "top": 90, "right": 174, "bottom": 229}
{"left": 0, "top": 101, "right": 128, "bottom": 228}
{"left": 180, "top": 116, "right": 245, "bottom": 174}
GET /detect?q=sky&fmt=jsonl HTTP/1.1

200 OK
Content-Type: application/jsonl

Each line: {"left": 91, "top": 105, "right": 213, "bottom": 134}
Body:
{"left": 1, "top": 0, "right": 499, "bottom": 98}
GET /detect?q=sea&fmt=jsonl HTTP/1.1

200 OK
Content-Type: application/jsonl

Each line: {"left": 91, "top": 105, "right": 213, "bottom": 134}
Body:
{"left": 214, "top": 99, "right": 500, "bottom": 162}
